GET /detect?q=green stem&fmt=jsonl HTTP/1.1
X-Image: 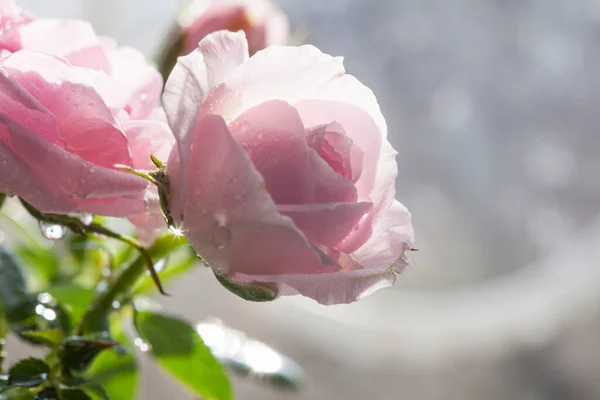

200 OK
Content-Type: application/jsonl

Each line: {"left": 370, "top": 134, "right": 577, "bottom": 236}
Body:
{"left": 0, "top": 193, "right": 6, "bottom": 211}
{"left": 19, "top": 199, "right": 167, "bottom": 295}
{"left": 79, "top": 234, "right": 187, "bottom": 335}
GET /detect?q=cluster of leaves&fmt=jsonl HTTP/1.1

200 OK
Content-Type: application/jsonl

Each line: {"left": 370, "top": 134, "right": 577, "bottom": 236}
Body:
{"left": 0, "top": 213, "right": 232, "bottom": 400}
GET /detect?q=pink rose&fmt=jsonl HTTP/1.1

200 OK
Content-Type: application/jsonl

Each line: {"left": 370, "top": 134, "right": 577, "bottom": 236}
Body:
{"left": 0, "top": 50, "right": 172, "bottom": 217}
{"left": 163, "top": 31, "right": 414, "bottom": 305}
{"left": 0, "top": 3, "right": 172, "bottom": 238}
{"left": 178, "top": 0, "right": 288, "bottom": 56}
{"left": 0, "top": 2, "right": 162, "bottom": 121}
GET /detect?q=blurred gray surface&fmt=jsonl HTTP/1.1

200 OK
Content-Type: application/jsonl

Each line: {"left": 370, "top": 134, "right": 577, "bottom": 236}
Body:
{"left": 10, "top": 0, "right": 600, "bottom": 399}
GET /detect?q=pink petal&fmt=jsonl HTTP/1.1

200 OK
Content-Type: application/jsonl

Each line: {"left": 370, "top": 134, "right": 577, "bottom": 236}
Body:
{"left": 263, "top": 3, "right": 289, "bottom": 47}
{"left": 10, "top": 19, "right": 110, "bottom": 72}
{"left": 0, "top": 68, "right": 58, "bottom": 142}
{"left": 2, "top": 51, "right": 132, "bottom": 169}
{"left": 181, "top": 2, "right": 248, "bottom": 54}
{"left": 228, "top": 99, "right": 357, "bottom": 204}
{"left": 208, "top": 44, "right": 345, "bottom": 121}
{"left": 106, "top": 46, "right": 163, "bottom": 119}
{"left": 305, "top": 122, "right": 364, "bottom": 182}
{"left": 0, "top": 113, "right": 148, "bottom": 215}
{"left": 167, "top": 113, "right": 336, "bottom": 276}
{"left": 276, "top": 202, "right": 372, "bottom": 249}
{"left": 163, "top": 30, "right": 249, "bottom": 154}
{"left": 230, "top": 201, "right": 413, "bottom": 305}
{"left": 296, "top": 99, "right": 395, "bottom": 253}
{"left": 351, "top": 200, "right": 414, "bottom": 274}
{"left": 0, "top": 1, "right": 31, "bottom": 32}
{"left": 231, "top": 266, "right": 397, "bottom": 305}
{"left": 122, "top": 119, "right": 174, "bottom": 170}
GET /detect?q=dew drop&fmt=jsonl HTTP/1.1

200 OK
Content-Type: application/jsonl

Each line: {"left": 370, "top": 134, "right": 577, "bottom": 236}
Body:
{"left": 39, "top": 221, "right": 67, "bottom": 240}
{"left": 134, "top": 338, "right": 151, "bottom": 352}
{"left": 80, "top": 213, "right": 93, "bottom": 225}
{"left": 210, "top": 220, "right": 232, "bottom": 249}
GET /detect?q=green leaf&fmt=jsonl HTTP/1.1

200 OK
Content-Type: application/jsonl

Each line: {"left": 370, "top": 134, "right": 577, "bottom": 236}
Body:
{"left": 0, "top": 246, "right": 30, "bottom": 313}
{"left": 45, "top": 285, "right": 94, "bottom": 330}
{"left": 214, "top": 273, "right": 278, "bottom": 302}
{"left": 35, "top": 386, "right": 91, "bottom": 400}
{"left": 0, "top": 387, "right": 36, "bottom": 399}
{"left": 4, "top": 358, "right": 49, "bottom": 390}
{"left": 34, "top": 386, "right": 58, "bottom": 399}
{"left": 74, "top": 381, "right": 109, "bottom": 400}
{"left": 58, "top": 389, "right": 91, "bottom": 400}
{"left": 59, "top": 337, "right": 118, "bottom": 374}
{"left": 135, "top": 311, "right": 232, "bottom": 400}
{"left": 19, "top": 329, "right": 64, "bottom": 347}
{"left": 86, "top": 322, "right": 138, "bottom": 400}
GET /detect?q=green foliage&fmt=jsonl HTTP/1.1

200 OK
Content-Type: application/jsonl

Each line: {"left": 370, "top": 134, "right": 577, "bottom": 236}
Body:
{"left": 86, "top": 326, "right": 138, "bottom": 400}
{"left": 3, "top": 358, "right": 50, "bottom": 390}
{"left": 58, "top": 337, "right": 118, "bottom": 375}
{"left": 0, "top": 246, "right": 30, "bottom": 313}
{"left": 135, "top": 311, "right": 233, "bottom": 400}
{"left": 0, "top": 195, "right": 305, "bottom": 400}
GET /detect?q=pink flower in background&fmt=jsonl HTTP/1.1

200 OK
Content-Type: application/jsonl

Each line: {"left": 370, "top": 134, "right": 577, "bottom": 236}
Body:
{"left": 0, "top": 1, "right": 162, "bottom": 121}
{"left": 0, "top": 2, "right": 173, "bottom": 233}
{"left": 0, "top": 50, "right": 171, "bottom": 216}
{"left": 164, "top": 31, "right": 414, "bottom": 305}
{"left": 179, "top": 0, "right": 289, "bottom": 56}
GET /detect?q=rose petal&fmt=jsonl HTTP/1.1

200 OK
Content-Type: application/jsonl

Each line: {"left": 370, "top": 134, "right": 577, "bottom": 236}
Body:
{"left": 2, "top": 51, "right": 132, "bottom": 169}
{"left": 231, "top": 200, "right": 413, "bottom": 305}
{"left": 305, "top": 121, "right": 364, "bottom": 182}
{"left": 296, "top": 99, "right": 396, "bottom": 253}
{"left": 351, "top": 200, "right": 414, "bottom": 273}
{"left": 163, "top": 30, "right": 249, "bottom": 154}
{"left": 10, "top": 19, "right": 110, "bottom": 72}
{"left": 231, "top": 266, "right": 397, "bottom": 305}
{"left": 122, "top": 119, "right": 174, "bottom": 170}
{"left": 181, "top": 2, "right": 248, "bottom": 54}
{"left": 106, "top": 46, "right": 163, "bottom": 119}
{"left": 0, "top": 67, "right": 58, "bottom": 142}
{"left": 276, "top": 201, "right": 372, "bottom": 249}
{"left": 167, "top": 113, "right": 336, "bottom": 275}
{"left": 228, "top": 99, "right": 357, "bottom": 204}
{"left": 209, "top": 43, "right": 345, "bottom": 121}
{"left": 0, "top": 113, "right": 148, "bottom": 215}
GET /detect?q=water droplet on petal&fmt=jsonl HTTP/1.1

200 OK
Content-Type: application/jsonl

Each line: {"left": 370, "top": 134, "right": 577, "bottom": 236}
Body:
{"left": 39, "top": 221, "right": 67, "bottom": 240}
{"left": 211, "top": 221, "right": 232, "bottom": 249}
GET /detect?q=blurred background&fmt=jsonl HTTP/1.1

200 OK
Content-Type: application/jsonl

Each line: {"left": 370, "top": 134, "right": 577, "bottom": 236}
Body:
{"left": 9, "top": 0, "right": 600, "bottom": 399}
